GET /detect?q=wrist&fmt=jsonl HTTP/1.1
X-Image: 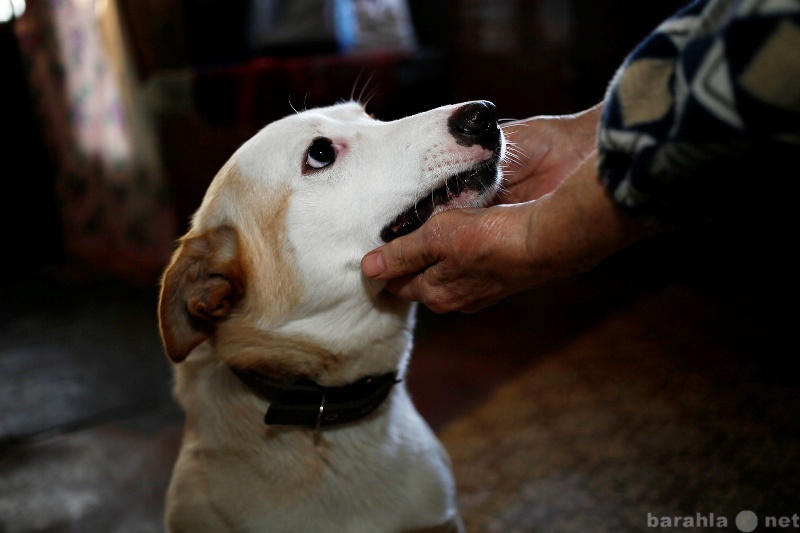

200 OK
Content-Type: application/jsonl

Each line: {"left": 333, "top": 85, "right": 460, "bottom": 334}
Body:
{"left": 523, "top": 151, "right": 657, "bottom": 280}
{"left": 563, "top": 102, "right": 604, "bottom": 162}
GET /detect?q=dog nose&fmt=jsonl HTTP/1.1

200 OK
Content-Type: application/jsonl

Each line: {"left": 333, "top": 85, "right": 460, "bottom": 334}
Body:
{"left": 448, "top": 101, "right": 500, "bottom": 148}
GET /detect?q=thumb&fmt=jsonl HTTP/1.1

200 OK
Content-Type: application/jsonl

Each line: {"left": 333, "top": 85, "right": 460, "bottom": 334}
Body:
{"left": 361, "top": 228, "right": 442, "bottom": 280}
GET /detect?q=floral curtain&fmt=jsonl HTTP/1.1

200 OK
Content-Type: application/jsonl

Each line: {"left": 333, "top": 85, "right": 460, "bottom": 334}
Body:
{"left": 14, "top": 0, "right": 175, "bottom": 283}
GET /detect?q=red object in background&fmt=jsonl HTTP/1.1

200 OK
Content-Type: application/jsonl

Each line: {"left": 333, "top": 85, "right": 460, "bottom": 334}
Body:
{"left": 191, "top": 51, "right": 407, "bottom": 129}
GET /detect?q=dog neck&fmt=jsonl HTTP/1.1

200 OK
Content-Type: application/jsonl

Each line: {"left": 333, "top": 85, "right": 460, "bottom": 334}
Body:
{"left": 229, "top": 366, "right": 399, "bottom": 428}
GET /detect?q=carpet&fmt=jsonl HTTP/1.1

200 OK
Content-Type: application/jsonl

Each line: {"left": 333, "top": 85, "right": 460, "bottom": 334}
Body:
{"left": 439, "top": 282, "right": 800, "bottom": 532}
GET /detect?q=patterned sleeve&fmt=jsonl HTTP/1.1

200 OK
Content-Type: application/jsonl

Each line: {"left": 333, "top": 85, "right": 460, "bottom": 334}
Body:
{"left": 597, "top": 0, "right": 800, "bottom": 228}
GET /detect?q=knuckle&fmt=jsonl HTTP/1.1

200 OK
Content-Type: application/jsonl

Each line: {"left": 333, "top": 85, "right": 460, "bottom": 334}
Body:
{"left": 424, "top": 285, "right": 461, "bottom": 315}
{"left": 386, "top": 239, "right": 414, "bottom": 274}
{"left": 421, "top": 221, "right": 445, "bottom": 252}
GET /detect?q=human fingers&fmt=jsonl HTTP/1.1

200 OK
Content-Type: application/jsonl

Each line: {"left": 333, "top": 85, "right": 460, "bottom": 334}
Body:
{"left": 386, "top": 272, "right": 503, "bottom": 314}
{"left": 361, "top": 224, "right": 444, "bottom": 281}
{"left": 381, "top": 207, "right": 513, "bottom": 312}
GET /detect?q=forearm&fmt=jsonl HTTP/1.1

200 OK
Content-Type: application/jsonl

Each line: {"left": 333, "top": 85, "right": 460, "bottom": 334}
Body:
{"left": 523, "top": 151, "right": 660, "bottom": 280}
{"left": 558, "top": 102, "right": 604, "bottom": 160}
{"left": 598, "top": 0, "right": 800, "bottom": 227}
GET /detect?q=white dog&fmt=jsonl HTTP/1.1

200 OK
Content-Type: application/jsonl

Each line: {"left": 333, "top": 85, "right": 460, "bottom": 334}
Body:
{"left": 158, "top": 100, "right": 504, "bottom": 532}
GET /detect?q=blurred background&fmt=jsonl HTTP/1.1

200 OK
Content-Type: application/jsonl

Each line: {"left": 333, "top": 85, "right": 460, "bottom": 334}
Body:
{"left": 2, "top": 1, "right": 798, "bottom": 531}
{"left": 1, "top": 0, "right": 688, "bottom": 283}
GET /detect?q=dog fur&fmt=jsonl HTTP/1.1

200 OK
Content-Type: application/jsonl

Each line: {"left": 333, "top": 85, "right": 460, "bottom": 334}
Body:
{"left": 158, "top": 101, "right": 504, "bottom": 532}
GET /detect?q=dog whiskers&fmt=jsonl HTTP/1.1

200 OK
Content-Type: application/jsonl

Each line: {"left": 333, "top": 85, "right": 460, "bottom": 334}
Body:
{"left": 288, "top": 97, "right": 300, "bottom": 115}
{"left": 500, "top": 142, "right": 527, "bottom": 171}
{"left": 500, "top": 121, "right": 530, "bottom": 130}
{"left": 411, "top": 175, "right": 427, "bottom": 224}
{"left": 504, "top": 145, "right": 525, "bottom": 159}
{"left": 350, "top": 71, "right": 379, "bottom": 110}
{"left": 501, "top": 153, "right": 524, "bottom": 169}
{"left": 350, "top": 71, "right": 363, "bottom": 102}
{"left": 495, "top": 181, "right": 512, "bottom": 197}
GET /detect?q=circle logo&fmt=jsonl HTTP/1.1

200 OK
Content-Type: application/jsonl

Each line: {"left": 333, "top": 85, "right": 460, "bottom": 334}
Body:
{"left": 736, "top": 510, "right": 758, "bottom": 532}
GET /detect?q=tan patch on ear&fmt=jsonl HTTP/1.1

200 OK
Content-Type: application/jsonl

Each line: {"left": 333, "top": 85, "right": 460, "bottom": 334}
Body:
{"left": 242, "top": 186, "right": 302, "bottom": 323}
{"left": 159, "top": 159, "right": 302, "bottom": 363}
{"left": 158, "top": 226, "right": 245, "bottom": 362}
{"left": 216, "top": 322, "right": 344, "bottom": 383}
{"left": 206, "top": 159, "right": 302, "bottom": 322}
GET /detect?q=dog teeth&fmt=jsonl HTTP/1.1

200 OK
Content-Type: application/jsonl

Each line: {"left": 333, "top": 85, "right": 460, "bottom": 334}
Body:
{"left": 382, "top": 162, "right": 497, "bottom": 243}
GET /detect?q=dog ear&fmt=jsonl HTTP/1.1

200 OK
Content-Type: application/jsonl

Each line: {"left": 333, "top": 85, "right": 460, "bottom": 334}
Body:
{"left": 158, "top": 225, "right": 245, "bottom": 363}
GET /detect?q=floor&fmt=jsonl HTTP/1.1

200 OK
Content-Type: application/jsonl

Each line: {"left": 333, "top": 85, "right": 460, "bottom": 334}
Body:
{"left": 0, "top": 268, "right": 183, "bottom": 532}
{"left": 440, "top": 278, "right": 800, "bottom": 532}
{"left": 1, "top": 228, "right": 798, "bottom": 532}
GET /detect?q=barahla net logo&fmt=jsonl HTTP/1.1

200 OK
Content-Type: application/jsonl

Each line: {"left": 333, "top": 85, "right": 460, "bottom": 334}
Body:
{"left": 647, "top": 510, "right": 800, "bottom": 531}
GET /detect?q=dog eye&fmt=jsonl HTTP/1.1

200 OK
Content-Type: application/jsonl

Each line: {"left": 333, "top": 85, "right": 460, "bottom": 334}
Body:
{"left": 306, "top": 138, "right": 336, "bottom": 169}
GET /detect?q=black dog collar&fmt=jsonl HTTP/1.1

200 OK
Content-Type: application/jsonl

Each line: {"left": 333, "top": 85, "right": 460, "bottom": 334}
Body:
{"left": 230, "top": 367, "right": 399, "bottom": 428}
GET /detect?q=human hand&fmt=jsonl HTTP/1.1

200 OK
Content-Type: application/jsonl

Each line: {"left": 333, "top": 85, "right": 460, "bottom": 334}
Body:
{"left": 499, "top": 103, "right": 603, "bottom": 204}
{"left": 362, "top": 202, "right": 538, "bottom": 313}
{"left": 362, "top": 151, "right": 658, "bottom": 313}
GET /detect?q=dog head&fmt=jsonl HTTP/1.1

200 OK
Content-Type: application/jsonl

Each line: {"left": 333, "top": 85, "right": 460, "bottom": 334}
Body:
{"left": 158, "top": 101, "right": 504, "bottom": 382}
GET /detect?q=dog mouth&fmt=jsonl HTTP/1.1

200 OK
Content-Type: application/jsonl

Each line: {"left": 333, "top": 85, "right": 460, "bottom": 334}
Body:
{"left": 380, "top": 160, "right": 499, "bottom": 243}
